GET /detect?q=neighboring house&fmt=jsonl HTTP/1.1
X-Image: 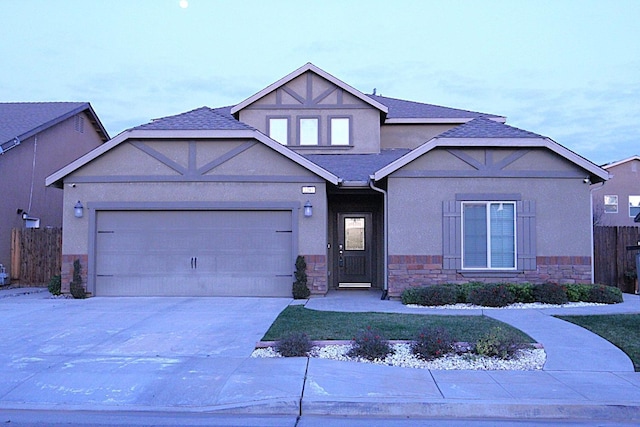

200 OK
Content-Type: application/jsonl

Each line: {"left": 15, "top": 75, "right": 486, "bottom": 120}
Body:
{"left": 0, "top": 102, "right": 109, "bottom": 282}
{"left": 46, "top": 64, "right": 608, "bottom": 298}
{"left": 592, "top": 156, "right": 640, "bottom": 226}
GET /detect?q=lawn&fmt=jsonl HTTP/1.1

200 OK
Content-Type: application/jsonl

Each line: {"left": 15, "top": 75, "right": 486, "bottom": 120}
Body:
{"left": 262, "top": 305, "right": 534, "bottom": 343}
{"left": 556, "top": 314, "right": 640, "bottom": 372}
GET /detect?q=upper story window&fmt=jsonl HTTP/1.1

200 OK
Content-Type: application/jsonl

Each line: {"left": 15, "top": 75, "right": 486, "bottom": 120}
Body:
{"left": 462, "top": 201, "right": 516, "bottom": 270}
{"left": 268, "top": 118, "right": 288, "bottom": 145}
{"left": 330, "top": 117, "right": 350, "bottom": 146}
{"left": 629, "top": 196, "right": 640, "bottom": 217}
{"left": 299, "top": 118, "right": 319, "bottom": 146}
{"left": 604, "top": 195, "right": 618, "bottom": 213}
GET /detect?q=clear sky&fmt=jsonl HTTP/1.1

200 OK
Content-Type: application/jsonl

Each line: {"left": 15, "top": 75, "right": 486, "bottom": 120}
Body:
{"left": 2, "top": 0, "right": 638, "bottom": 165}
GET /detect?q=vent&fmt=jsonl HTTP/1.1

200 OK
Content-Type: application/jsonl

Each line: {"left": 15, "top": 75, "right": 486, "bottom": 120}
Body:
{"left": 74, "top": 115, "right": 85, "bottom": 133}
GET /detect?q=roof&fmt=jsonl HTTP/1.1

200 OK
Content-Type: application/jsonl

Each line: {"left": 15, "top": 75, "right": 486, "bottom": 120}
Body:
{"left": 436, "top": 117, "right": 545, "bottom": 138}
{"left": 133, "top": 106, "right": 253, "bottom": 131}
{"left": 305, "top": 149, "right": 411, "bottom": 183}
{"left": 0, "top": 102, "right": 109, "bottom": 153}
{"left": 601, "top": 155, "right": 640, "bottom": 170}
{"left": 368, "top": 95, "right": 505, "bottom": 123}
{"left": 230, "top": 63, "right": 388, "bottom": 116}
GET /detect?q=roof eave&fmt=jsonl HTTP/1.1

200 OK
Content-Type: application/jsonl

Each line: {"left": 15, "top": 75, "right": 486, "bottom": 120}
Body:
{"left": 384, "top": 117, "right": 506, "bottom": 124}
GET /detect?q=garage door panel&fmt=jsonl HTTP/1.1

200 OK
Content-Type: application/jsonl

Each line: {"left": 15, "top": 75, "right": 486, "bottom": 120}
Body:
{"left": 94, "top": 210, "right": 294, "bottom": 297}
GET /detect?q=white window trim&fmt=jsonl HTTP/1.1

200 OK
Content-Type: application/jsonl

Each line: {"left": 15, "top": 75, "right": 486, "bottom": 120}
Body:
{"left": 298, "top": 117, "right": 319, "bottom": 146}
{"left": 604, "top": 195, "right": 618, "bottom": 214}
{"left": 629, "top": 195, "right": 640, "bottom": 217}
{"left": 329, "top": 116, "right": 351, "bottom": 146}
{"left": 461, "top": 201, "right": 517, "bottom": 270}
{"left": 268, "top": 117, "right": 289, "bottom": 145}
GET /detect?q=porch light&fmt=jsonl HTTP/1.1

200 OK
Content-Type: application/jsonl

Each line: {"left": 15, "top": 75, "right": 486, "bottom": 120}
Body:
{"left": 304, "top": 201, "right": 313, "bottom": 217}
{"left": 74, "top": 201, "right": 84, "bottom": 218}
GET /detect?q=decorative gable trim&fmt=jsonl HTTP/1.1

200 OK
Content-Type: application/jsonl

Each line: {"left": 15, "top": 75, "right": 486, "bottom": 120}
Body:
{"left": 230, "top": 63, "right": 388, "bottom": 115}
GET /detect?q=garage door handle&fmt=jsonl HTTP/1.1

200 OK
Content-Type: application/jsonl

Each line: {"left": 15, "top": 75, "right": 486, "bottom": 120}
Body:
{"left": 194, "top": 257, "right": 197, "bottom": 269}
{"left": 191, "top": 257, "right": 194, "bottom": 269}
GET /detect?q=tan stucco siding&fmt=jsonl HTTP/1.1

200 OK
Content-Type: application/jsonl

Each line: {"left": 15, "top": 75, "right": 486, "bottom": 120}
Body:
{"left": 380, "top": 124, "right": 457, "bottom": 150}
{"left": 593, "top": 159, "right": 640, "bottom": 226}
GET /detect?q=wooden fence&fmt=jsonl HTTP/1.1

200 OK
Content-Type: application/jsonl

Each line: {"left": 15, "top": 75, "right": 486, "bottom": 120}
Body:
{"left": 10, "top": 228, "right": 62, "bottom": 285}
{"left": 594, "top": 226, "right": 640, "bottom": 293}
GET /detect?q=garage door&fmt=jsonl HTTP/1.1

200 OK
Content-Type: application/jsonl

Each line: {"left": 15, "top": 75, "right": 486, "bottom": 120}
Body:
{"left": 94, "top": 210, "right": 294, "bottom": 296}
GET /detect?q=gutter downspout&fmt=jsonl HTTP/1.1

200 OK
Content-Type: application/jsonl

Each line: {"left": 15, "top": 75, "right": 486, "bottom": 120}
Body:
{"left": 589, "top": 180, "right": 606, "bottom": 284}
{"left": 369, "top": 176, "right": 388, "bottom": 299}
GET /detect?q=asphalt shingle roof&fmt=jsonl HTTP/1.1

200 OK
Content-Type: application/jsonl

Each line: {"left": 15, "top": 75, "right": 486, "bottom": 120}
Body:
{"left": 437, "top": 117, "right": 545, "bottom": 139}
{"left": 133, "top": 106, "right": 253, "bottom": 131}
{"left": 0, "top": 102, "right": 90, "bottom": 146}
{"left": 305, "top": 149, "right": 411, "bottom": 182}
{"left": 367, "top": 95, "right": 502, "bottom": 120}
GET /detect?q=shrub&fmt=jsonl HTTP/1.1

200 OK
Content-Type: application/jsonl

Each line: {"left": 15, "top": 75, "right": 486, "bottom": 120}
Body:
{"left": 48, "top": 275, "right": 61, "bottom": 296}
{"left": 292, "top": 256, "right": 310, "bottom": 299}
{"left": 533, "top": 283, "right": 568, "bottom": 305}
{"left": 401, "top": 285, "right": 457, "bottom": 306}
{"left": 347, "top": 326, "right": 394, "bottom": 361}
{"left": 69, "top": 259, "right": 86, "bottom": 299}
{"left": 456, "top": 282, "right": 484, "bottom": 303}
{"left": 588, "top": 284, "right": 623, "bottom": 304}
{"left": 475, "top": 326, "right": 527, "bottom": 360}
{"left": 565, "top": 283, "right": 592, "bottom": 302}
{"left": 468, "top": 283, "right": 515, "bottom": 307}
{"left": 275, "top": 332, "right": 312, "bottom": 357}
{"left": 507, "top": 283, "right": 535, "bottom": 303}
{"left": 411, "top": 326, "right": 454, "bottom": 360}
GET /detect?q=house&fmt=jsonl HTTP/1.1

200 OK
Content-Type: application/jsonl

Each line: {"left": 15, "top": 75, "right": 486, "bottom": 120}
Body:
{"left": 0, "top": 102, "right": 109, "bottom": 282}
{"left": 592, "top": 156, "right": 640, "bottom": 226}
{"left": 46, "top": 64, "right": 608, "bottom": 297}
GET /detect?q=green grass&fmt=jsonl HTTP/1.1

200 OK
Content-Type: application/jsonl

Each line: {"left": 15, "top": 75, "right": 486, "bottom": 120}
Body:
{"left": 262, "top": 306, "right": 534, "bottom": 343}
{"left": 556, "top": 314, "right": 640, "bottom": 372}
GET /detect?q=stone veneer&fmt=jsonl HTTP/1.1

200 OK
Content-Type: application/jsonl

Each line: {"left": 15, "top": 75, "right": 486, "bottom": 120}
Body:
{"left": 303, "top": 254, "right": 328, "bottom": 295}
{"left": 388, "top": 255, "right": 592, "bottom": 298}
{"left": 61, "top": 254, "right": 89, "bottom": 295}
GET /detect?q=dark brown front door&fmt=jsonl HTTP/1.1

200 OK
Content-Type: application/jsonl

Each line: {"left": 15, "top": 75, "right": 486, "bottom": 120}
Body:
{"left": 337, "top": 213, "right": 373, "bottom": 287}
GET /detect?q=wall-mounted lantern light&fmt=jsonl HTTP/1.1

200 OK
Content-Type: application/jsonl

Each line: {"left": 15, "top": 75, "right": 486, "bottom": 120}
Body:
{"left": 74, "top": 201, "right": 84, "bottom": 218}
{"left": 304, "top": 201, "right": 313, "bottom": 217}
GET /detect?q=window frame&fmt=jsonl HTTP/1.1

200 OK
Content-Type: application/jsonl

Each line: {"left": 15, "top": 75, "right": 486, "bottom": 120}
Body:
{"left": 461, "top": 201, "right": 517, "bottom": 271}
{"left": 629, "top": 195, "right": 640, "bottom": 218}
{"left": 329, "top": 116, "right": 351, "bottom": 146}
{"left": 267, "top": 117, "right": 289, "bottom": 145}
{"left": 604, "top": 195, "right": 618, "bottom": 213}
{"left": 298, "top": 116, "right": 319, "bottom": 146}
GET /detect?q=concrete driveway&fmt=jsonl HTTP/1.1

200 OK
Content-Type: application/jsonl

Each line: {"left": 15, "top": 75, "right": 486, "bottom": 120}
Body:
{"left": 0, "top": 294, "right": 300, "bottom": 412}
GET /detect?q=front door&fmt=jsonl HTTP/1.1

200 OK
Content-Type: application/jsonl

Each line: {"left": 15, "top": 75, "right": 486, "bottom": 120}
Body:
{"left": 337, "top": 213, "right": 373, "bottom": 287}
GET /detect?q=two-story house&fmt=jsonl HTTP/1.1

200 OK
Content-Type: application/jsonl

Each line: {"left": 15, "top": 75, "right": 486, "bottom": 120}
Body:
{"left": 592, "top": 156, "right": 640, "bottom": 226}
{"left": 46, "top": 64, "right": 608, "bottom": 297}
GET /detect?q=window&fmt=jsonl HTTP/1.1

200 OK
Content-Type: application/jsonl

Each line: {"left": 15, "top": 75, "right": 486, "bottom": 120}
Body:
{"left": 462, "top": 202, "right": 516, "bottom": 269}
{"left": 630, "top": 196, "right": 640, "bottom": 217}
{"left": 330, "top": 117, "right": 350, "bottom": 146}
{"left": 299, "top": 118, "right": 319, "bottom": 145}
{"left": 268, "top": 118, "right": 288, "bottom": 145}
{"left": 604, "top": 195, "right": 618, "bottom": 213}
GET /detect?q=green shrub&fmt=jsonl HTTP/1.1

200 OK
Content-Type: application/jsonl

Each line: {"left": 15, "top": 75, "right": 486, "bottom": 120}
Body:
{"left": 48, "top": 275, "right": 61, "bottom": 296}
{"left": 275, "top": 332, "right": 312, "bottom": 357}
{"left": 401, "top": 285, "right": 458, "bottom": 306}
{"left": 411, "top": 326, "right": 454, "bottom": 360}
{"left": 507, "top": 283, "right": 535, "bottom": 303}
{"left": 292, "top": 256, "right": 310, "bottom": 299}
{"left": 347, "top": 326, "right": 394, "bottom": 361}
{"left": 456, "top": 282, "right": 484, "bottom": 303}
{"left": 565, "top": 283, "right": 591, "bottom": 302}
{"left": 468, "top": 283, "right": 515, "bottom": 307}
{"left": 533, "top": 283, "right": 568, "bottom": 305}
{"left": 475, "top": 326, "right": 527, "bottom": 360}
{"left": 588, "top": 284, "right": 623, "bottom": 304}
{"left": 70, "top": 259, "right": 86, "bottom": 299}
{"left": 401, "top": 287, "right": 421, "bottom": 305}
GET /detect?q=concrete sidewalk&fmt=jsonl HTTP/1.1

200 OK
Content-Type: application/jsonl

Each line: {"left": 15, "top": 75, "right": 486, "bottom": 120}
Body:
{"left": 0, "top": 289, "right": 638, "bottom": 422}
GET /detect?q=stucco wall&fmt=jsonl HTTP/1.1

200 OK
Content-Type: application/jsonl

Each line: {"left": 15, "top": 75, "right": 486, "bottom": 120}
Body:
{"left": 0, "top": 112, "right": 104, "bottom": 278}
{"left": 593, "top": 159, "right": 640, "bottom": 226}
{"left": 380, "top": 123, "right": 457, "bottom": 150}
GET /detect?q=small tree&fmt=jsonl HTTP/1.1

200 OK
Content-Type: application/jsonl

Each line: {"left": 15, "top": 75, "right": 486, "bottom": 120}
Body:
{"left": 292, "top": 255, "right": 310, "bottom": 299}
{"left": 70, "top": 259, "right": 86, "bottom": 299}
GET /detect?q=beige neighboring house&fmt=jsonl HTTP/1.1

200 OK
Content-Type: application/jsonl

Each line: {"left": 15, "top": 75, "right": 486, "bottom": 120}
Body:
{"left": 592, "top": 156, "right": 640, "bottom": 226}
{"left": 0, "top": 102, "right": 109, "bottom": 283}
{"left": 46, "top": 64, "right": 608, "bottom": 298}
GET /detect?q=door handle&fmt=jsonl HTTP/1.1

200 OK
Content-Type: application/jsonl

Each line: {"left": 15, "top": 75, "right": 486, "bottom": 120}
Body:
{"left": 194, "top": 257, "right": 197, "bottom": 269}
{"left": 191, "top": 257, "right": 194, "bottom": 269}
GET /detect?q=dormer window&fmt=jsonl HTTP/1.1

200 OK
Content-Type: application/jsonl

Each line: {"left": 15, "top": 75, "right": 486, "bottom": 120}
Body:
{"left": 268, "top": 117, "right": 288, "bottom": 145}
{"left": 299, "top": 118, "right": 319, "bottom": 146}
{"left": 330, "top": 117, "right": 350, "bottom": 146}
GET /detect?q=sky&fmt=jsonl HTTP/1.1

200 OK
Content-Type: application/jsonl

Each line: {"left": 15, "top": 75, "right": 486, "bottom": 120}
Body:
{"left": 2, "top": 0, "right": 639, "bottom": 166}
